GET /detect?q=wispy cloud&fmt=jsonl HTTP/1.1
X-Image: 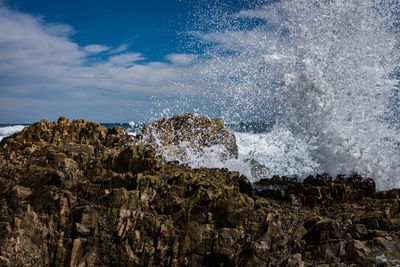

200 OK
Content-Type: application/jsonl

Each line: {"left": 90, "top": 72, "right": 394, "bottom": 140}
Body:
{"left": 109, "top": 53, "right": 145, "bottom": 65}
{"left": 110, "top": 43, "right": 129, "bottom": 54}
{"left": 165, "top": 54, "right": 196, "bottom": 66}
{"left": 83, "top": 44, "right": 110, "bottom": 53}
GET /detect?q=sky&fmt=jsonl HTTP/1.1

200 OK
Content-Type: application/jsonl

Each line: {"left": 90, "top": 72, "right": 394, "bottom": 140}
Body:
{"left": 1, "top": 0, "right": 398, "bottom": 124}
{"left": 0, "top": 0, "right": 263, "bottom": 123}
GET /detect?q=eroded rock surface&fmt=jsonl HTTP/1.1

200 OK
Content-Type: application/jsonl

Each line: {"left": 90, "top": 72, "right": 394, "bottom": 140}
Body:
{"left": 0, "top": 117, "right": 399, "bottom": 266}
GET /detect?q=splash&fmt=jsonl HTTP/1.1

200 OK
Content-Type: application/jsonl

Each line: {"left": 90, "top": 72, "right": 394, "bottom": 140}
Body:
{"left": 171, "top": 0, "right": 400, "bottom": 190}
{"left": 0, "top": 125, "right": 26, "bottom": 142}
{"left": 276, "top": 0, "right": 400, "bottom": 189}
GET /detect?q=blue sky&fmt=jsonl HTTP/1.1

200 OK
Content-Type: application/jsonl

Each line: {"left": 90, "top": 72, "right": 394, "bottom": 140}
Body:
{"left": 1, "top": 0, "right": 397, "bottom": 124}
{"left": 0, "top": 0, "right": 266, "bottom": 123}
{"left": 7, "top": 0, "right": 192, "bottom": 62}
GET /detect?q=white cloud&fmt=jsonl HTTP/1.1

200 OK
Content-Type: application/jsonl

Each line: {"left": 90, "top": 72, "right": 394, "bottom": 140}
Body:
{"left": 0, "top": 4, "right": 206, "bottom": 122}
{"left": 0, "top": 7, "right": 84, "bottom": 68}
{"left": 166, "top": 53, "right": 196, "bottom": 66}
{"left": 110, "top": 43, "right": 129, "bottom": 54}
{"left": 43, "top": 22, "right": 75, "bottom": 37}
{"left": 109, "top": 53, "right": 145, "bottom": 65}
{"left": 83, "top": 44, "right": 110, "bottom": 53}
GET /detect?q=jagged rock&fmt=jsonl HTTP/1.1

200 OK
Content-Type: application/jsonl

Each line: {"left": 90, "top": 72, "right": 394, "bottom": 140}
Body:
{"left": 280, "top": 253, "right": 305, "bottom": 267}
{"left": 135, "top": 113, "right": 238, "bottom": 162}
{"left": 256, "top": 173, "right": 377, "bottom": 205}
{"left": 0, "top": 116, "right": 399, "bottom": 266}
{"left": 303, "top": 219, "right": 340, "bottom": 245}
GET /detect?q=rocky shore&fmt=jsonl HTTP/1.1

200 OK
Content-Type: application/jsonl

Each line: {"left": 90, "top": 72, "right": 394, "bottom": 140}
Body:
{"left": 0, "top": 115, "right": 399, "bottom": 266}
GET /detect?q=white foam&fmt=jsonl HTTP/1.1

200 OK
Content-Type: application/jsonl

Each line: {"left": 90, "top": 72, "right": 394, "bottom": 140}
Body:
{"left": 126, "top": 121, "right": 145, "bottom": 136}
{"left": 235, "top": 126, "right": 319, "bottom": 178}
{"left": 152, "top": 125, "right": 318, "bottom": 183}
{"left": 161, "top": 141, "right": 256, "bottom": 182}
{"left": 0, "top": 125, "right": 25, "bottom": 142}
{"left": 375, "top": 254, "right": 400, "bottom": 266}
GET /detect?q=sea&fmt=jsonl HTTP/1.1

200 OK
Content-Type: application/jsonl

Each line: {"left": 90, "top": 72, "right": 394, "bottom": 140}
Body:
{"left": 1, "top": 0, "right": 400, "bottom": 192}
{"left": 0, "top": 119, "right": 391, "bottom": 191}
{"left": 166, "top": 0, "right": 400, "bottom": 191}
{"left": 0, "top": 121, "right": 319, "bottom": 184}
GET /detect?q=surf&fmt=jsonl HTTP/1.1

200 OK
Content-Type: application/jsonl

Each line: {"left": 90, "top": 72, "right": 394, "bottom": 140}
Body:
{"left": 167, "top": 0, "right": 400, "bottom": 190}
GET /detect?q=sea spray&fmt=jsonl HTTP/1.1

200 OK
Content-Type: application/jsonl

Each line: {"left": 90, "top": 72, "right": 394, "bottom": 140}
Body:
{"left": 0, "top": 125, "right": 26, "bottom": 142}
{"left": 276, "top": 0, "right": 400, "bottom": 190}
{"left": 163, "top": 0, "right": 400, "bottom": 190}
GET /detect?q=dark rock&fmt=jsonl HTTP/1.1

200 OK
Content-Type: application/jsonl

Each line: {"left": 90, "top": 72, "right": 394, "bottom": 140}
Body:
{"left": 303, "top": 219, "right": 340, "bottom": 245}
{"left": 0, "top": 116, "right": 399, "bottom": 266}
{"left": 341, "top": 173, "right": 376, "bottom": 197}
{"left": 345, "top": 239, "right": 371, "bottom": 263}
{"left": 255, "top": 173, "right": 377, "bottom": 205}
{"left": 279, "top": 253, "right": 305, "bottom": 267}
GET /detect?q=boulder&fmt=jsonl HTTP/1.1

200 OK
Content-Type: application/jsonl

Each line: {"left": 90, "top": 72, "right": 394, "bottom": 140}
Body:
{"left": 135, "top": 113, "right": 238, "bottom": 162}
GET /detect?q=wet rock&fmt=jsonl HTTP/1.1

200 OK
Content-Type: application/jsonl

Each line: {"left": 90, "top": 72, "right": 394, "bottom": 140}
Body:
{"left": 247, "top": 158, "right": 270, "bottom": 180}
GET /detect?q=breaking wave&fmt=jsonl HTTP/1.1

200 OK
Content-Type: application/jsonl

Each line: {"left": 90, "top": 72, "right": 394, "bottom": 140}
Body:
{"left": 169, "top": 0, "right": 400, "bottom": 190}
{"left": 0, "top": 125, "right": 26, "bottom": 142}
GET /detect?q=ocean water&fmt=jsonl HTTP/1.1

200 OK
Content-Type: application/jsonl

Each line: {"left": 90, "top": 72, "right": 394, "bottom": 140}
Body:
{"left": 0, "top": 121, "right": 316, "bottom": 181}
{"left": 125, "top": 121, "right": 321, "bottom": 183}
{"left": 0, "top": 124, "right": 28, "bottom": 142}
{"left": 123, "top": 121, "right": 320, "bottom": 181}
{"left": 0, "top": 116, "right": 398, "bottom": 190}
{"left": 0, "top": 123, "right": 142, "bottom": 142}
